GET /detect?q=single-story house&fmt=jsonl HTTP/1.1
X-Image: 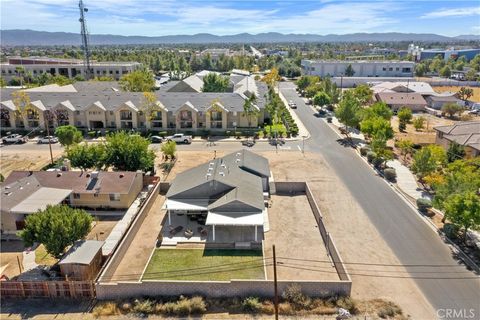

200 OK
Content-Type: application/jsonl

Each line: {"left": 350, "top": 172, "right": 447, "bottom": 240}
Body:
{"left": 59, "top": 240, "right": 104, "bottom": 280}
{"left": 371, "top": 81, "right": 435, "bottom": 95}
{"left": 425, "top": 94, "right": 463, "bottom": 110}
{"left": 1, "top": 170, "right": 143, "bottom": 234}
{"left": 375, "top": 92, "right": 427, "bottom": 112}
{"left": 434, "top": 121, "right": 480, "bottom": 158}
{"left": 163, "top": 150, "right": 270, "bottom": 245}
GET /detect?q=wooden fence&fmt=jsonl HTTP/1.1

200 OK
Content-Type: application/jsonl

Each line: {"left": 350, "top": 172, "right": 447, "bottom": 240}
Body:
{"left": 0, "top": 280, "right": 95, "bottom": 299}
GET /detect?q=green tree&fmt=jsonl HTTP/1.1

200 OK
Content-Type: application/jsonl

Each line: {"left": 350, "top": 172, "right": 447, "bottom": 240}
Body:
{"left": 304, "top": 84, "right": 322, "bottom": 99}
{"left": 313, "top": 91, "right": 331, "bottom": 107}
{"left": 412, "top": 116, "right": 425, "bottom": 131}
{"left": 352, "top": 84, "right": 373, "bottom": 105}
{"left": 371, "top": 132, "right": 393, "bottom": 166}
{"left": 360, "top": 117, "right": 393, "bottom": 140}
{"left": 242, "top": 93, "right": 259, "bottom": 127}
{"left": 335, "top": 91, "right": 361, "bottom": 138}
{"left": 296, "top": 76, "right": 319, "bottom": 91}
{"left": 397, "top": 139, "right": 414, "bottom": 162}
{"left": 444, "top": 192, "right": 480, "bottom": 242}
{"left": 397, "top": 107, "right": 412, "bottom": 132}
{"left": 140, "top": 91, "right": 161, "bottom": 122}
{"left": 441, "top": 102, "right": 463, "bottom": 119}
{"left": 457, "top": 87, "right": 473, "bottom": 102}
{"left": 411, "top": 147, "right": 437, "bottom": 183}
{"left": 104, "top": 132, "right": 155, "bottom": 171}
{"left": 54, "top": 125, "right": 83, "bottom": 148}
{"left": 439, "top": 66, "right": 451, "bottom": 78}
{"left": 447, "top": 141, "right": 466, "bottom": 162}
{"left": 19, "top": 205, "right": 93, "bottom": 259}
{"left": 201, "top": 73, "right": 230, "bottom": 92}
{"left": 262, "top": 67, "right": 281, "bottom": 88}
{"left": 344, "top": 64, "right": 355, "bottom": 77}
{"left": 0, "top": 77, "right": 6, "bottom": 88}
{"left": 415, "top": 63, "right": 427, "bottom": 77}
{"left": 67, "top": 143, "right": 106, "bottom": 171}
{"left": 360, "top": 102, "right": 392, "bottom": 121}
{"left": 161, "top": 140, "right": 177, "bottom": 160}
{"left": 119, "top": 69, "right": 155, "bottom": 92}
{"left": 465, "top": 69, "right": 478, "bottom": 81}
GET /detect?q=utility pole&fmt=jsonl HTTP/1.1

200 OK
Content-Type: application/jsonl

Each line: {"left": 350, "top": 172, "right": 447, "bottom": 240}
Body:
{"left": 46, "top": 122, "right": 54, "bottom": 165}
{"left": 272, "top": 245, "right": 279, "bottom": 320}
{"left": 79, "top": 0, "right": 92, "bottom": 80}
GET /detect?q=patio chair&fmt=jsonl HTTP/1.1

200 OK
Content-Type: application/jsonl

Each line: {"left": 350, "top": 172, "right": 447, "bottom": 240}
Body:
{"left": 169, "top": 225, "right": 183, "bottom": 237}
{"left": 184, "top": 228, "right": 194, "bottom": 238}
{"left": 197, "top": 227, "right": 208, "bottom": 237}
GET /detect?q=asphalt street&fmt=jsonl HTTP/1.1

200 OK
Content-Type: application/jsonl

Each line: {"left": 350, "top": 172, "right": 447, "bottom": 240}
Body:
{"left": 279, "top": 81, "right": 480, "bottom": 319}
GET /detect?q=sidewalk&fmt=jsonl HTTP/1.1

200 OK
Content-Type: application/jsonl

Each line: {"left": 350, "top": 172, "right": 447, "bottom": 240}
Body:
{"left": 386, "top": 160, "right": 431, "bottom": 201}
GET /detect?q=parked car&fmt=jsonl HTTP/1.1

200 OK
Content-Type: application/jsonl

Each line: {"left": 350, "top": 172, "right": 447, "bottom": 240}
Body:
{"left": 38, "top": 136, "right": 58, "bottom": 144}
{"left": 166, "top": 133, "right": 192, "bottom": 144}
{"left": 150, "top": 135, "right": 164, "bottom": 143}
{"left": 2, "top": 134, "right": 28, "bottom": 144}
{"left": 288, "top": 101, "right": 297, "bottom": 109}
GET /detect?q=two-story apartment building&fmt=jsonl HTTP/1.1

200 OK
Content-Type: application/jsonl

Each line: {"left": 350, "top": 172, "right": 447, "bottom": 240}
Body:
{"left": 0, "top": 76, "right": 268, "bottom": 132}
{"left": 301, "top": 60, "right": 414, "bottom": 77}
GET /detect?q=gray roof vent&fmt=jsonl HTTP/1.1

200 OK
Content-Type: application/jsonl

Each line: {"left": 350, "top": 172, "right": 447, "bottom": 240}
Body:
{"left": 219, "top": 172, "right": 225, "bottom": 176}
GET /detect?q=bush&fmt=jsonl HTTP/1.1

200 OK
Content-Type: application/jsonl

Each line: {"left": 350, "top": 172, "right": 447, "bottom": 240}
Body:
{"left": 335, "top": 296, "right": 359, "bottom": 314}
{"left": 92, "top": 302, "right": 119, "bottom": 317}
{"left": 443, "top": 223, "right": 460, "bottom": 240}
{"left": 188, "top": 296, "right": 207, "bottom": 314}
{"left": 241, "top": 297, "right": 262, "bottom": 313}
{"left": 118, "top": 301, "right": 132, "bottom": 313}
{"left": 161, "top": 302, "right": 177, "bottom": 315}
{"left": 175, "top": 299, "right": 192, "bottom": 316}
{"left": 278, "top": 302, "right": 294, "bottom": 315}
{"left": 260, "top": 300, "right": 275, "bottom": 315}
{"left": 360, "top": 146, "right": 370, "bottom": 156}
{"left": 384, "top": 168, "right": 397, "bottom": 181}
{"left": 377, "top": 301, "right": 402, "bottom": 318}
{"left": 132, "top": 299, "right": 154, "bottom": 314}
{"left": 158, "top": 131, "right": 168, "bottom": 137}
{"left": 372, "top": 156, "right": 384, "bottom": 168}
{"left": 87, "top": 131, "right": 96, "bottom": 139}
{"left": 326, "top": 117, "right": 332, "bottom": 123}
{"left": 416, "top": 198, "right": 432, "bottom": 213}
{"left": 366, "top": 151, "right": 377, "bottom": 163}
{"left": 282, "top": 284, "right": 311, "bottom": 309}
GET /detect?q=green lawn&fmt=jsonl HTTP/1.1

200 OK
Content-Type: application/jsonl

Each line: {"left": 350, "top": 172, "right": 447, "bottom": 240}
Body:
{"left": 143, "top": 249, "right": 265, "bottom": 281}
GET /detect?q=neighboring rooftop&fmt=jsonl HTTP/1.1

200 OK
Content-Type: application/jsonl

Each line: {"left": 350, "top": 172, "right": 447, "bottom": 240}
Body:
{"left": 59, "top": 240, "right": 104, "bottom": 265}
{"left": 434, "top": 122, "right": 480, "bottom": 151}
{"left": 376, "top": 92, "right": 427, "bottom": 105}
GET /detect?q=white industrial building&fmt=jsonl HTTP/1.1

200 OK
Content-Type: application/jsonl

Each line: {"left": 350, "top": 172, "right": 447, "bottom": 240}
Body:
{"left": 301, "top": 60, "right": 414, "bottom": 78}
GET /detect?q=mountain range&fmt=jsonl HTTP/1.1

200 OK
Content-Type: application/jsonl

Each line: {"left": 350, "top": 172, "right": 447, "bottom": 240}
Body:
{"left": 2, "top": 29, "right": 479, "bottom": 46}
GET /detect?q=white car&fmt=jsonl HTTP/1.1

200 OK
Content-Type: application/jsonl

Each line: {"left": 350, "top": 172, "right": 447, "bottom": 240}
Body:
{"left": 2, "top": 134, "right": 28, "bottom": 144}
{"left": 38, "top": 136, "right": 59, "bottom": 144}
{"left": 166, "top": 133, "right": 192, "bottom": 144}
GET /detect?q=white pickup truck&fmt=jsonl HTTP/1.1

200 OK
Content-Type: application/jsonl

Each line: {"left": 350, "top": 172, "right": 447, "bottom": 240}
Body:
{"left": 166, "top": 133, "right": 192, "bottom": 144}
{"left": 2, "top": 134, "right": 28, "bottom": 144}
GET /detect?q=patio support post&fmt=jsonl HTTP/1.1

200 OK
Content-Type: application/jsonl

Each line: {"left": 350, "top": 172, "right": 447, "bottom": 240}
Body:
{"left": 255, "top": 225, "right": 258, "bottom": 242}
{"left": 168, "top": 210, "right": 171, "bottom": 225}
{"left": 212, "top": 225, "right": 216, "bottom": 241}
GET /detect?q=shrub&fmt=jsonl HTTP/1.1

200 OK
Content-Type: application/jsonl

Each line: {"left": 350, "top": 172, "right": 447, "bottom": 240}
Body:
{"left": 443, "top": 223, "right": 459, "bottom": 240}
{"left": 335, "top": 296, "right": 359, "bottom": 314}
{"left": 260, "top": 300, "right": 275, "bottom": 315}
{"left": 278, "top": 302, "right": 294, "bottom": 315}
{"left": 372, "top": 156, "right": 384, "bottom": 168}
{"left": 384, "top": 168, "right": 397, "bottom": 181}
{"left": 189, "top": 296, "right": 207, "bottom": 314}
{"left": 282, "top": 284, "right": 311, "bottom": 309}
{"left": 161, "top": 302, "right": 177, "bottom": 315}
{"left": 87, "top": 131, "right": 96, "bottom": 139}
{"left": 326, "top": 117, "right": 332, "bottom": 123}
{"left": 377, "top": 301, "right": 402, "bottom": 318}
{"left": 92, "top": 302, "right": 119, "bottom": 316}
{"left": 158, "top": 131, "right": 168, "bottom": 137}
{"left": 175, "top": 298, "right": 192, "bottom": 316}
{"left": 416, "top": 198, "right": 432, "bottom": 213}
{"left": 241, "top": 297, "right": 262, "bottom": 313}
{"left": 360, "top": 146, "right": 371, "bottom": 156}
{"left": 132, "top": 299, "right": 154, "bottom": 314}
{"left": 118, "top": 301, "right": 132, "bottom": 313}
{"left": 367, "top": 151, "right": 377, "bottom": 163}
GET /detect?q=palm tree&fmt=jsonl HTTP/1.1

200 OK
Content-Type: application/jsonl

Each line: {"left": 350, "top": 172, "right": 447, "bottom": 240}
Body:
{"left": 243, "top": 93, "right": 258, "bottom": 128}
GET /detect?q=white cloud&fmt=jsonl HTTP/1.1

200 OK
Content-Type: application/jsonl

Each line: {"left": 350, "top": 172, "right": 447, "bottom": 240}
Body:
{"left": 421, "top": 6, "right": 480, "bottom": 18}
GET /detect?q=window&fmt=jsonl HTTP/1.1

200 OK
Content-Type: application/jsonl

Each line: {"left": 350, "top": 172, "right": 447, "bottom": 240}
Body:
{"left": 73, "top": 193, "right": 80, "bottom": 199}
{"left": 109, "top": 70, "right": 113, "bottom": 74}
{"left": 389, "top": 67, "right": 393, "bottom": 71}
{"left": 111, "top": 121, "right": 115, "bottom": 126}
{"left": 115, "top": 70, "right": 119, "bottom": 74}
{"left": 396, "top": 67, "right": 399, "bottom": 71}
{"left": 382, "top": 67, "right": 386, "bottom": 71}
{"left": 109, "top": 193, "right": 120, "bottom": 201}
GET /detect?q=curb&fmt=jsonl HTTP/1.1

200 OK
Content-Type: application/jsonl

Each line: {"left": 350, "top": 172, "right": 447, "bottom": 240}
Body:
{"left": 323, "top": 117, "right": 480, "bottom": 273}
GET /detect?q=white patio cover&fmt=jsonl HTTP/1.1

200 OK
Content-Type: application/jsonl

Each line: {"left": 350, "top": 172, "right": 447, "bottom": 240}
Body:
{"left": 10, "top": 188, "right": 72, "bottom": 214}
{"left": 163, "top": 199, "right": 209, "bottom": 211}
{"left": 205, "top": 210, "right": 264, "bottom": 226}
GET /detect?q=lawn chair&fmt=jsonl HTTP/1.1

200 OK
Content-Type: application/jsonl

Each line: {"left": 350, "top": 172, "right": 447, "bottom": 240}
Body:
{"left": 169, "top": 225, "right": 183, "bottom": 237}
{"left": 198, "top": 227, "right": 208, "bottom": 237}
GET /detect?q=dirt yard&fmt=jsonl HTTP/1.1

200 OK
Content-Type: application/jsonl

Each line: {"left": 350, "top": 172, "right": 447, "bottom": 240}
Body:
{"left": 86, "top": 218, "right": 121, "bottom": 242}
{"left": 0, "top": 241, "right": 24, "bottom": 279}
{"left": 390, "top": 114, "right": 455, "bottom": 145}
{"left": 0, "top": 145, "right": 64, "bottom": 178}
{"left": 434, "top": 86, "right": 480, "bottom": 102}
{"left": 264, "top": 194, "right": 338, "bottom": 281}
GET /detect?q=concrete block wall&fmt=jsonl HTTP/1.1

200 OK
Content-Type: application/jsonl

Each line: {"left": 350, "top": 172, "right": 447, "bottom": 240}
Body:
{"left": 96, "top": 279, "right": 351, "bottom": 300}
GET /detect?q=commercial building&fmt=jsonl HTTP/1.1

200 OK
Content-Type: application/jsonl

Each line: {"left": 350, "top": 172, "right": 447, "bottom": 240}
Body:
{"left": 407, "top": 44, "right": 480, "bottom": 62}
{"left": 434, "top": 122, "right": 480, "bottom": 158}
{"left": 0, "top": 57, "right": 142, "bottom": 81}
{"left": 0, "top": 73, "right": 268, "bottom": 132}
{"left": 1, "top": 170, "right": 143, "bottom": 234}
{"left": 301, "top": 60, "right": 414, "bottom": 77}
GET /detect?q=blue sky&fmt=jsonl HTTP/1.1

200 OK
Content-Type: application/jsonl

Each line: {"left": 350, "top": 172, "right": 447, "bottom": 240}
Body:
{"left": 1, "top": 0, "right": 479, "bottom": 36}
